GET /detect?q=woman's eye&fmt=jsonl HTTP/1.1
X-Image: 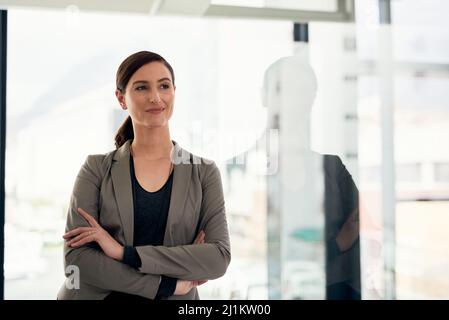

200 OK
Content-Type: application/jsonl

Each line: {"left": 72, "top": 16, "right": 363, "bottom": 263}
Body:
{"left": 161, "top": 84, "right": 170, "bottom": 89}
{"left": 136, "top": 86, "right": 146, "bottom": 91}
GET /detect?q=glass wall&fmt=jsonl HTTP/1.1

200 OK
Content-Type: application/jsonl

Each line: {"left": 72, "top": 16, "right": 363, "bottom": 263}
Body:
{"left": 4, "top": 0, "right": 449, "bottom": 300}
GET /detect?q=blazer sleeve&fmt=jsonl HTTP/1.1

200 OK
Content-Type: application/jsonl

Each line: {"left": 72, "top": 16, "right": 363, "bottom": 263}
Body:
{"left": 135, "top": 161, "right": 231, "bottom": 280}
{"left": 63, "top": 155, "right": 162, "bottom": 299}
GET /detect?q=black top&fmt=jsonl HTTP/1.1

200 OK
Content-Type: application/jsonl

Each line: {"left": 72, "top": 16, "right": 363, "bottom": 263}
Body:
{"left": 130, "top": 154, "right": 173, "bottom": 249}
{"left": 104, "top": 155, "right": 177, "bottom": 300}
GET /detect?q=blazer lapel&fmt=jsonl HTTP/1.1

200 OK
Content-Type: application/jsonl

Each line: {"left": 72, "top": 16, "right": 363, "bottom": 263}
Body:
{"left": 111, "top": 140, "right": 134, "bottom": 246}
{"left": 163, "top": 141, "right": 192, "bottom": 246}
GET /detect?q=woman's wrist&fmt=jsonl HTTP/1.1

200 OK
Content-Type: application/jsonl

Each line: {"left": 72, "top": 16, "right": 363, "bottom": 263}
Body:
{"left": 115, "top": 245, "right": 125, "bottom": 261}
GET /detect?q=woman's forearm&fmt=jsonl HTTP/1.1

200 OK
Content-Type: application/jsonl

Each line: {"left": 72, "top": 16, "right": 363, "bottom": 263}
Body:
{"left": 64, "top": 243, "right": 161, "bottom": 299}
{"left": 135, "top": 242, "right": 230, "bottom": 280}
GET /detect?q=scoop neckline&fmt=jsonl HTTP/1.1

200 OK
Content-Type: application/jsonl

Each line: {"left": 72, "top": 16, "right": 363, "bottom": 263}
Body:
{"left": 130, "top": 155, "right": 174, "bottom": 194}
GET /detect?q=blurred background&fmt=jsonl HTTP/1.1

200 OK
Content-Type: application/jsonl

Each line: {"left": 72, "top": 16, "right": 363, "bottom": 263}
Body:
{"left": 2, "top": 0, "right": 449, "bottom": 299}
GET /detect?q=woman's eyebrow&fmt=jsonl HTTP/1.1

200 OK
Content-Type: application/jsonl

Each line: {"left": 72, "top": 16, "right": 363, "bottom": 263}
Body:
{"left": 132, "top": 80, "right": 148, "bottom": 86}
{"left": 158, "top": 77, "right": 171, "bottom": 82}
{"left": 131, "top": 78, "right": 171, "bottom": 86}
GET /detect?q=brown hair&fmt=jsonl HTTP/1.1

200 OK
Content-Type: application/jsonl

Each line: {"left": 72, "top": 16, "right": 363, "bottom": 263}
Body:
{"left": 114, "top": 51, "right": 175, "bottom": 149}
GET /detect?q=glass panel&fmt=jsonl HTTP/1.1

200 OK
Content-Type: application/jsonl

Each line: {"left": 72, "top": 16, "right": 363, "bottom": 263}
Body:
{"left": 356, "top": 0, "right": 449, "bottom": 299}
{"left": 393, "top": 0, "right": 449, "bottom": 299}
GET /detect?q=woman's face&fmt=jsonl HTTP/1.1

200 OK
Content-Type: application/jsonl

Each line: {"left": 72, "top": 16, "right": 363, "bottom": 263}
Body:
{"left": 116, "top": 61, "right": 176, "bottom": 129}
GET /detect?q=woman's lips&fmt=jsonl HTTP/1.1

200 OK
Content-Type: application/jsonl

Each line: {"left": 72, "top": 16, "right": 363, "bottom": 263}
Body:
{"left": 146, "top": 108, "right": 165, "bottom": 114}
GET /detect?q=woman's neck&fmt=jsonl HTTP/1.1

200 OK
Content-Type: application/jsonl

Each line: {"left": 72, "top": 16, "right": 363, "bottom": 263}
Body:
{"left": 131, "top": 125, "right": 173, "bottom": 160}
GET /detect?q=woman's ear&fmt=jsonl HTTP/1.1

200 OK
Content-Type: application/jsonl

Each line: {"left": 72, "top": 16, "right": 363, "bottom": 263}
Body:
{"left": 115, "top": 89, "right": 127, "bottom": 110}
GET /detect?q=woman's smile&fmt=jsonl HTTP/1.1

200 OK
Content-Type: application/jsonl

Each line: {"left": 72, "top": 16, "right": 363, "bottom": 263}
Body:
{"left": 145, "top": 107, "right": 165, "bottom": 114}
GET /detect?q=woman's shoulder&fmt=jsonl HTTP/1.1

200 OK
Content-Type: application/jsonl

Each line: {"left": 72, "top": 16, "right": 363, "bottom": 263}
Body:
{"left": 81, "top": 149, "right": 117, "bottom": 179}
{"left": 86, "top": 149, "right": 116, "bottom": 164}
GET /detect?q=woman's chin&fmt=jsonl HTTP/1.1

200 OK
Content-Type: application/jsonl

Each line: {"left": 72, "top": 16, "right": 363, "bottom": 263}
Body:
{"left": 141, "top": 121, "right": 167, "bottom": 129}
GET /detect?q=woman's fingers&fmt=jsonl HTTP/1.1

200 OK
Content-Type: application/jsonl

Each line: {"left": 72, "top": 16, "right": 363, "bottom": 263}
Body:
{"left": 193, "top": 232, "right": 201, "bottom": 244}
{"left": 69, "top": 234, "right": 95, "bottom": 248}
{"left": 77, "top": 208, "right": 99, "bottom": 227}
{"left": 66, "top": 230, "right": 96, "bottom": 246}
{"left": 63, "top": 227, "right": 93, "bottom": 239}
{"left": 175, "top": 280, "right": 198, "bottom": 295}
{"left": 63, "top": 208, "right": 99, "bottom": 240}
{"left": 174, "top": 279, "right": 207, "bottom": 295}
{"left": 199, "top": 231, "right": 205, "bottom": 243}
{"left": 63, "top": 209, "right": 106, "bottom": 249}
{"left": 193, "top": 230, "right": 205, "bottom": 244}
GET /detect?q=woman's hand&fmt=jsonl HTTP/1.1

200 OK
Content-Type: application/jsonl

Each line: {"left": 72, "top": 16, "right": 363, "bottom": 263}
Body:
{"left": 174, "top": 279, "right": 208, "bottom": 295}
{"left": 174, "top": 230, "right": 208, "bottom": 295}
{"left": 193, "top": 230, "right": 205, "bottom": 245}
{"left": 63, "top": 208, "right": 124, "bottom": 261}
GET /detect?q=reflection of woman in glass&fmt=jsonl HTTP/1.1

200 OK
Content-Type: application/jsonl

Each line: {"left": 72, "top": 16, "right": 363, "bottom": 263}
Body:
{"left": 263, "top": 52, "right": 360, "bottom": 300}
{"left": 57, "top": 51, "right": 231, "bottom": 300}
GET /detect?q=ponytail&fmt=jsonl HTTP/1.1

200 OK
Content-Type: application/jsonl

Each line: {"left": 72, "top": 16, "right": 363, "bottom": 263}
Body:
{"left": 114, "top": 115, "right": 134, "bottom": 149}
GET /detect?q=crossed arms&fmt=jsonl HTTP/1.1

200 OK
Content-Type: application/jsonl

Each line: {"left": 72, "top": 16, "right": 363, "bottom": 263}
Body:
{"left": 63, "top": 155, "right": 231, "bottom": 299}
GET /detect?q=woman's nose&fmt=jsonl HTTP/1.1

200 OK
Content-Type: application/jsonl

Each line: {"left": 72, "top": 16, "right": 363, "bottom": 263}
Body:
{"left": 149, "top": 93, "right": 161, "bottom": 104}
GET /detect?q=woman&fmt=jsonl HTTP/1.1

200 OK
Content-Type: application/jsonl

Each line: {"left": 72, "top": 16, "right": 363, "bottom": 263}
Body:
{"left": 57, "top": 51, "right": 231, "bottom": 300}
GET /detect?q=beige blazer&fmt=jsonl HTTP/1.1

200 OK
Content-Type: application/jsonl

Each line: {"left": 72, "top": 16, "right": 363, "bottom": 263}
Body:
{"left": 57, "top": 140, "right": 231, "bottom": 300}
